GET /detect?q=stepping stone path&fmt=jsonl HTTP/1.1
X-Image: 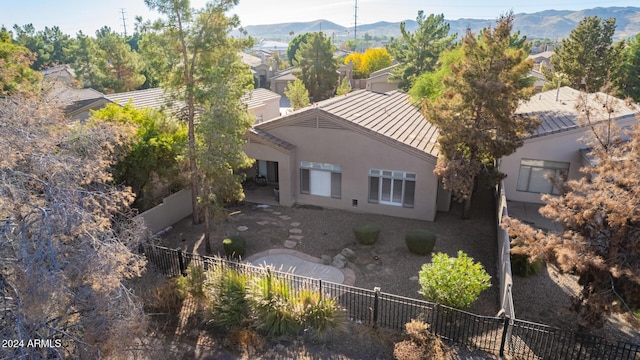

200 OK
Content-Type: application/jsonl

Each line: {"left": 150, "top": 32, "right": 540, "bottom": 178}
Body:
{"left": 256, "top": 208, "right": 306, "bottom": 249}
{"left": 273, "top": 212, "right": 281, "bottom": 215}
{"left": 237, "top": 225, "right": 248, "bottom": 232}
{"left": 290, "top": 222, "right": 300, "bottom": 227}
{"left": 284, "top": 240, "right": 297, "bottom": 248}
{"left": 279, "top": 215, "right": 292, "bottom": 220}
{"left": 289, "top": 228, "right": 302, "bottom": 234}
{"left": 288, "top": 235, "right": 303, "bottom": 241}
{"left": 256, "top": 220, "right": 270, "bottom": 225}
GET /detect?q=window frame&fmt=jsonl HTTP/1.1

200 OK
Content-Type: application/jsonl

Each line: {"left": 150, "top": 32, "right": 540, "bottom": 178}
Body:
{"left": 516, "top": 158, "right": 569, "bottom": 195}
{"left": 299, "top": 161, "right": 342, "bottom": 199}
{"left": 368, "top": 169, "right": 416, "bottom": 208}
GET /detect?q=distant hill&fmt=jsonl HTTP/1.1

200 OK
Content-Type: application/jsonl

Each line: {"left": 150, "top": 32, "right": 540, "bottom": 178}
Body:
{"left": 237, "top": 6, "right": 640, "bottom": 41}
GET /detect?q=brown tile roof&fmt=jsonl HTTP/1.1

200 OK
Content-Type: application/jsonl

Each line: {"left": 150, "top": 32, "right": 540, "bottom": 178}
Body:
{"left": 249, "top": 128, "right": 296, "bottom": 151}
{"left": 105, "top": 88, "right": 179, "bottom": 111}
{"left": 515, "top": 87, "right": 639, "bottom": 138}
{"left": 257, "top": 90, "right": 439, "bottom": 159}
{"left": 242, "top": 88, "right": 281, "bottom": 110}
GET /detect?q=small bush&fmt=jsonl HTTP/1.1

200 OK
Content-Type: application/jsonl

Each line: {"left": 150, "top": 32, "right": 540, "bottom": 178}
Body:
{"left": 353, "top": 223, "right": 381, "bottom": 245}
{"left": 418, "top": 251, "right": 491, "bottom": 310}
{"left": 297, "top": 289, "right": 346, "bottom": 340}
{"left": 175, "top": 264, "right": 207, "bottom": 299}
{"left": 393, "top": 320, "right": 452, "bottom": 360}
{"left": 145, "top": 278, "right": 184, "bottom": 314}
{"left": 511, "top": 253, "right": 543, "bottom": 277}
{"left": 209, "top": 269, "right": 252, "bottom": 330}
{"left": 405, "top": 229, "right": 437, "bottom": 255}
{"left": 223, "top": 235, "right": 246, "bottom": 258}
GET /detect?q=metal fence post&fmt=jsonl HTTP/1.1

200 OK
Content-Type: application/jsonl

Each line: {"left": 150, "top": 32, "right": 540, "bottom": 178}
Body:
{"left": 318, "top": 279, "right": 323, "bottom": 301}
{"left": 499, "top": 315, "right": 510, "bottom": 356}
{"left": 373, "top": 287, "right": 381, "bottom": 328}
{"left": 177, "top": 248, "right": 186, "bottom": 276}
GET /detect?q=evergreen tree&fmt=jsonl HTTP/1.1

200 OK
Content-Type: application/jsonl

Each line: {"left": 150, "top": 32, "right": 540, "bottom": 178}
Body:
{"left": 336, "top": 77, "right": 351, "bottom": 96}
{"left": 95, "top": 27, "right": 146, "bottom": 93}
{"left": 0, "top": 33, "right": 41, "bottom": 95}
{"left": 548, "top": 16, "right": 621, "bottom": 92}
{"left": 386, "top": 11, "right": 456, "bottom": 90}
{"left": 287, "top": 33, "right": 311, "bottom": 66}
{"left": 144, "top": 0, "right": 254, "bottom": 253}
{"left": 422, "top": 13, "right": 538, "bottom": 219}
{"left": 284, "top": 78, "right": 310, "bottom": 110}
{"left": 614, "top": 34, "right": 640, "bottom": 101}
{"left": 293, "top": 32, "right": 337, "bottom": 101}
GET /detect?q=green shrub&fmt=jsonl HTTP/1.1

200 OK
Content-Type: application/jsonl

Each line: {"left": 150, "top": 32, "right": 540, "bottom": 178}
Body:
{"left": 511, "top": 253, "right": 543, "bottom": 277}
{"left": 175, "top": 264, "right": 207, "bottom": 299}
{"left": 223, "top": 235, "right": 246, "bottom": 258}
{"left": 353, "top": 223, "right": 381, "bottom": 245}
{"left": 418, "top": 251, "right": 491, "bottom": 310}
{"left": 405, "top": 229, "right": 437, "bottom": 255}
{"left": 209, "top": 268, "right": 252, "bottom": 330}
{"left": 297, "top": 289, "right": 346, "bottom": 340}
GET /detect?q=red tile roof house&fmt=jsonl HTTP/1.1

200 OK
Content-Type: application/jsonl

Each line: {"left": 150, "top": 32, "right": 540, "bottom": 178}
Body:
{"left": 499, "top": 86, "right": 639, "bottom": 204}
{"left": 244, "top": 89, "right": 452, "bottom": 221}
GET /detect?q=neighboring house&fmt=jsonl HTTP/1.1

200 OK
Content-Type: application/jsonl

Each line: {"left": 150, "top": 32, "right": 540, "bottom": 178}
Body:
{"left": 366, "top": 63, "right": 400, "bottom": 93}
{"left": 270, "top": 67, "right": 298, "bottom": 96}
{"left": 527, "top": 51, "right": 554, "bottom": 72}
{"left": 41, "top": 65, "right": 110, "bottom": 121}
{"left": 529, "top": 70, "right": 546, "bottom": 93}
{"left": 243, "top": 89, "right": 451, "bottom": 221}
{"left": 106, "top": 87, "right": 281, "bottom": 124}
{"left": 252, "top": 40, "right": 288, "bottom": 58}
{"left": 241, "top": 88, "right": 282, "bottom": 124}
{"left": 500, "top": 87, "right": 639, "bottom": 204}
{"left": 241, "top": 52, "right": 277, "bottom": 89}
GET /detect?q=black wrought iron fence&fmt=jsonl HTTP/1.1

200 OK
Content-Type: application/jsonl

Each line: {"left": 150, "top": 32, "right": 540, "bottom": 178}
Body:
{"left": 140, "top": 244, "right": 640, "bottom": 360}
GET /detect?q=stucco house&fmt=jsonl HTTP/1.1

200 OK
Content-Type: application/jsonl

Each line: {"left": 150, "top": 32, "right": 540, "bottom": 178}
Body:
{"left": 106, "top": 87, "right": 281, "bottom": 123}
{"left": 243, "top": 89, "right": 451, "bottom": 221}
{"left": 270, "top": 68, "right": 298, "bottom": 96}
{"left": 500, "top": 87, "right": 639, "bottom": 204}
{"left": 366, "top": 64, "right": 400, "bottom": 93}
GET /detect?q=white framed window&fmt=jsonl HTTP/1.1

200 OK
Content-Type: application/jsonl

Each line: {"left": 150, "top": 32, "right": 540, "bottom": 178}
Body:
{"left": 300, "top": 161, "right": 341, "bottom": 198}
{"left": 368, "top": 169, "right": 416, "bottom": 208}
{"left": 516, "top": 159, "right": 569, "bottom": 195}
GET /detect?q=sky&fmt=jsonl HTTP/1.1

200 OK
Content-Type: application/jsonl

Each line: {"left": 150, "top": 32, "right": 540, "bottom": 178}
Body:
{"left": 2, "top": 0, "right": 639, "bottom": 37}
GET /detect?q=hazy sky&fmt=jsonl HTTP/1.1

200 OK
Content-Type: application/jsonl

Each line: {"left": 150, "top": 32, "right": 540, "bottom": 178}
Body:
{"left": 2, "top": 0, "right": 639, "bottom": 36}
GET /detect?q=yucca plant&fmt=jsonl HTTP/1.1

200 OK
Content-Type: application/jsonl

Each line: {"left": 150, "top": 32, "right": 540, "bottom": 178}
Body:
{"left": 296, "top": 289, "right": 346, "bottom": 340}
{"left": 209, "top": 268, "right": 252, "bottom": 330}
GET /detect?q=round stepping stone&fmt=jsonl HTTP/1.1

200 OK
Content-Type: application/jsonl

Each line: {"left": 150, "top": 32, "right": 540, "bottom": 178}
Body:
{"left": 237, "top": 225, "right": 248, "bottom": 232}
{"left": 289, "top": 235, "right": 303, "bottom": 241}
{"left": 256, "top": 220, "right": 269, "bottom": 225}
{"left": 284, "top": 240, "right": 297, "bottom": 248}
{"left": 290, "top": 222, "right": 301, "bottom": 227}
{"left": 279, "top": 215, "right": 292, "bottom": 220}
{"left": 289, "top": 228, "right": 302, "bottom": 234}
{"left": 273, "top": 212, "right": 281, "bottom": 215}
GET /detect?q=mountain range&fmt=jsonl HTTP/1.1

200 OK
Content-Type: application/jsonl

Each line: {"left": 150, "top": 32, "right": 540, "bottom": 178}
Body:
{"left": 237, "top": 7, "right": 640, "bottom": 41}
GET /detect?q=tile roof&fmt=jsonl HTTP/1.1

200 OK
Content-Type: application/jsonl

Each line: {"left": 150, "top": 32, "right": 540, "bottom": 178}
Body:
{"left": 271, "top": 68, "right": 297, "bottom": 81}
{"left": 242, "top": 88, "right": 281, "bottom": 110}
{"left": 240, "top": 52, "right": 263, "bottom": 68}
{"left": 249, "top": 128, "right": 296, "bottom": 151}
{"left": 257, "top": 90, "right": 439, "bottom": 158}
{"left": 515, "top": 87, "right": 639, "bottom": 138}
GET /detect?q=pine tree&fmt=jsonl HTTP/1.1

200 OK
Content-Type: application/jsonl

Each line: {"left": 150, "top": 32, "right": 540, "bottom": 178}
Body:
{"left": 293, "top": 32, "right": 338, "bottom": 101}
{"left": 422, "top": 13, "right": 538, "bottom": 219}
{"left": 284, "top": 78, "right": 310, "bottom": 109}
{"left": 144, "top": 0, "right": 254, "bottom": 252}
{"left": 549, "top": 16, "right": 621, "bottom": 92}
{"left": 386, "top": 11, "right": 456, "bottom": 90}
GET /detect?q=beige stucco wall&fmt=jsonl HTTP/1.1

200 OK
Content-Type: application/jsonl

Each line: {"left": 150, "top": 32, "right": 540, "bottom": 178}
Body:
{"left": 500, "top": 117, "right": 637, "bottom": 203}
{"left": 137, "top": 189, "right": 193, "bottom": 233}
{"left": 250, "top": 99, "right": 281, "bottom": 124}
{"left": 244, "top": 140, "right": 294, "bottom": 206}
{"left": 261, "top": 124, "right": 439, "bottom": 221}
{"left": 366, "top": 75, "right": 399, "bottom": 93}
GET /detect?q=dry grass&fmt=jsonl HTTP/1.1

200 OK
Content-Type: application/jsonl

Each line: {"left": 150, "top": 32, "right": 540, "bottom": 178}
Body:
{"left": 393, "top": 320, "right": 453, "bottom": 360}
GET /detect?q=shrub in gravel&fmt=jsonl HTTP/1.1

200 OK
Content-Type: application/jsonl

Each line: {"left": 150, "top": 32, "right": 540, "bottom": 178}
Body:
{"left": 393, "top": 320, "right": 452, "bottom": 360}
{"left": 209, "top": 268, "right": 252, "bottom": 330}
{"left": 418, "top": 251, "right": 491, "bottom": 310}
{"left": 511, "top": 253, "right": 543, "bottom": 277}
{"left": 405, "top": 229, "right": 437, "bottom": 255}
{"left": 223, "top": 235, "right": 246, "bottom": 258}
{"left": 353, "top": 223, "right": 381, "bottom": 245}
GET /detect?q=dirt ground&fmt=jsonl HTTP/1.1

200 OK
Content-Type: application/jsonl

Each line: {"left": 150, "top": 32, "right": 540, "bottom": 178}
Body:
{"left": 151, "top": 187, "right": 639, "bottom": 357}
{"left": 159, "top": 188, "right": 500, "bottom": 317}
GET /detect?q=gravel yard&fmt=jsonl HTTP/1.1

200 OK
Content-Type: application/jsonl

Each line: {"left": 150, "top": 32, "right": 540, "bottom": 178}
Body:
{"left": 160, "top": 188, "right": 500, "bottom": 317}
